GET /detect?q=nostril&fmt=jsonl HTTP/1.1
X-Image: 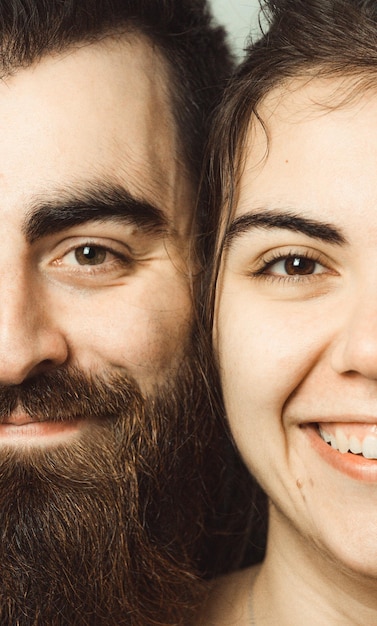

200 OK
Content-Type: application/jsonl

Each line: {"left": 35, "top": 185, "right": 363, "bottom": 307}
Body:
{"left": 24, "top": 358, "right": 66, "bottom": 381}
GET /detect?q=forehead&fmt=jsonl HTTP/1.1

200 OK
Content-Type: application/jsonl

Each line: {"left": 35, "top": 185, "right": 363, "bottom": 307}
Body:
{"left": 237, "top": 77, "right": 377, "bottom": 219}
{"left": 0, "top": 36, "right": 192, "bottom": 232}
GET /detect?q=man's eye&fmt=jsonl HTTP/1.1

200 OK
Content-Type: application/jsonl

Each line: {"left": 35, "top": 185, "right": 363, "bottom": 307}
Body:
{"left": 73, "top": 245, "right": 108, "bottom": 266}
{"left": 61, "top": 245, "right": 121, "bottom": 267}
{"left": 265, "top": 255, "right": 325, "bottom": 276}
{"left": 49, "top": 239, "right": 135, "bottom": 286}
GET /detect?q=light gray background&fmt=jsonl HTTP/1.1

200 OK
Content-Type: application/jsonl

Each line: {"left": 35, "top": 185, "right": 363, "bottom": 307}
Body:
{"left": 209, "top": 1, "right": 262, "bottom": 58}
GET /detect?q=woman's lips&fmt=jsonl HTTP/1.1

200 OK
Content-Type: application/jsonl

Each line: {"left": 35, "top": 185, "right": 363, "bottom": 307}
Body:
{"left": 304, "top": 423, "right": 377, "bottom": 482}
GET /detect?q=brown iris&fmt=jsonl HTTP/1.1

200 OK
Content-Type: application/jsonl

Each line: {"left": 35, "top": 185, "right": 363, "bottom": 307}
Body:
{"left": 75, "top": 245, "right": 107, "bottom": 265}
{"left": 284, "top": 256, "right": 316, "bottom": 275}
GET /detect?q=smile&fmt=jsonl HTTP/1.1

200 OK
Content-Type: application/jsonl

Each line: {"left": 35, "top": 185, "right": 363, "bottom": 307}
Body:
{"left": 304, "top": 422, "right": 377, "bottom": 481}
{"left": 318, "top": 422, "right": 377, "bottom": 459}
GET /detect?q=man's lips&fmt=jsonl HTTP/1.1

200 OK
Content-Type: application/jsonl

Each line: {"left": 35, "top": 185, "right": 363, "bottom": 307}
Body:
{"left": 0, "top": 410, "right": 84, "bottom": 444}
{"left": 2, "top": 411, "right": 41, "bottom": 426}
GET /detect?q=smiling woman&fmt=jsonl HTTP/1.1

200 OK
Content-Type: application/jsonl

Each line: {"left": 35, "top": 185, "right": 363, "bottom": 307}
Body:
{"left": 198, "top": 1, "right": 377, "bottom": 625}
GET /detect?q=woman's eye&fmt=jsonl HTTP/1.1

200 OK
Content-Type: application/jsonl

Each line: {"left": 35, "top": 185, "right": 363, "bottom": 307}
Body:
{"left": 264, "top": 255, "right": 326, "bottom": 276}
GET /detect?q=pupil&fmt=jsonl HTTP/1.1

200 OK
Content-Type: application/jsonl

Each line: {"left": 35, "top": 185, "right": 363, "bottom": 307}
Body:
{"left": 285, "top": 256, "right": 315, "bottom": 275}
{"left": 83, "top": 246, "right": 96, "bottom": 260}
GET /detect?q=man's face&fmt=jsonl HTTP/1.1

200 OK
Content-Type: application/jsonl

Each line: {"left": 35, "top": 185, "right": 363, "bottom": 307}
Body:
{"left": 0, "top": 35, "right": 193, "bottom": 445}
{"left": 0, "top": 36, "right": 204, "bottom": 624}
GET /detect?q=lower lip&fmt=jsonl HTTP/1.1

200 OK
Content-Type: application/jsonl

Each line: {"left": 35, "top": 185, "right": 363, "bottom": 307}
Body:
{"left": 304, "top": 424, "right": 377, "bottom": 482}
{"left": 0, "top": 421, "right": 83, "bottom": 445}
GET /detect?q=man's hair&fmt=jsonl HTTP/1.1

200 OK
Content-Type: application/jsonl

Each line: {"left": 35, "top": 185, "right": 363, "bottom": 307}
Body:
{"left": 201, "top": 0, "right": 377, "bottom": 569}
{"left": 0, "top": 0, "right": 233, "bottom": 189}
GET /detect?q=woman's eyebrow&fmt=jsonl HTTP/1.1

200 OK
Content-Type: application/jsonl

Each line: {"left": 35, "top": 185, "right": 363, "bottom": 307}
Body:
{"left": 225, "top": 209, "right": 348, "bottom": 247}
{"left": 22, "top": 183, "right": 169, "bottom": 244}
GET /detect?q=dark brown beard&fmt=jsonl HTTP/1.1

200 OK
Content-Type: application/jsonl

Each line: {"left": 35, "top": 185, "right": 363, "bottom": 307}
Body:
{"left": 0, "top": 355, "right": 213, "bottom": 625}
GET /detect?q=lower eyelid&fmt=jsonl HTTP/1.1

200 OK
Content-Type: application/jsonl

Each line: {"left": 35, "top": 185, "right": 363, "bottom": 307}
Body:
{"left": 52, "top": 251, "right": 133, "bottom": 274}
{"left": 247, "top": 271, "right": 334, "bottom": 291}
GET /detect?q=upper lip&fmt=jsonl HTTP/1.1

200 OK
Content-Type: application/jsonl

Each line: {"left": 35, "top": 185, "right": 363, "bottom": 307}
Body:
{"left": 1, "top": 412, "right": 43, "bottom": 426}
{"left": 294, "top": 415, "right": 377, "bottom": 426}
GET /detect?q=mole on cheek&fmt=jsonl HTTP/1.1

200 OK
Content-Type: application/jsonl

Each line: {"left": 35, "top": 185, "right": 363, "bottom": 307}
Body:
{"left": 296, "top": 478, "right": 307, "bottom": 501}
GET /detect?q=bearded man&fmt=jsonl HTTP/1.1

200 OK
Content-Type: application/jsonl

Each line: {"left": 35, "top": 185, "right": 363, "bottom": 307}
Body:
{"left": 0, "top": 1, "right": 233, "bottom": 624}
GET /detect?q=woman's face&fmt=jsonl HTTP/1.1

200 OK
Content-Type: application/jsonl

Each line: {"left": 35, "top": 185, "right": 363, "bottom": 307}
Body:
{"left": 214, "top": 77, "right": 377, "bottom": 576}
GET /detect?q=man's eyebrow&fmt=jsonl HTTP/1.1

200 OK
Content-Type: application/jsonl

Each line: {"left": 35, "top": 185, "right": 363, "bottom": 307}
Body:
{"left": 23, "top": 184, "right": 169, "bottom": 243}
{"left": 225, "top": 210, "right": 347, "bottom": 247}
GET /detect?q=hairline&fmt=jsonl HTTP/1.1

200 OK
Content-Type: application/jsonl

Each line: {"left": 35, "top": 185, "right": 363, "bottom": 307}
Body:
{"left": 227, "top": 67, "right": 377, "bottom": 224}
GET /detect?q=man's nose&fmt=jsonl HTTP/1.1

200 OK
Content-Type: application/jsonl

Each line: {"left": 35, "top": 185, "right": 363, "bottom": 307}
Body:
{"left": 0, "top": 275, "right": 68, "bottom": 385}
{"left": 331, "top": 286, "right": 377, "bottom": 380}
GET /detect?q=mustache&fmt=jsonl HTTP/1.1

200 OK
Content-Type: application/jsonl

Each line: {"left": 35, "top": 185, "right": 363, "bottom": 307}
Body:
{"left": 0, "top": 367, "right": 143, "bottom": 422}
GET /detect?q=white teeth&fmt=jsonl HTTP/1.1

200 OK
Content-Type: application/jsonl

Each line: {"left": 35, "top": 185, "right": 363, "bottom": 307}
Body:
{"left": 318, "top": 426, "right": 377, "bottom": 459}
{"left": 362, "top": 436, "right": 377, "bottom": 460}
{"left": 319, "top": 427, "right": 331, "bottom": 443}
{"left": 349, "top": 435, "right": 362, "bottom": 455}
{"left": 336, "top": 428, "right": 349, "bottom": 454}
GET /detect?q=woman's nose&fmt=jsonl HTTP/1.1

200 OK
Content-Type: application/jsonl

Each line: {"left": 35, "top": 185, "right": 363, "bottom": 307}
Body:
{"left": 331, "top": 288, "right": 377, "bottom": 380}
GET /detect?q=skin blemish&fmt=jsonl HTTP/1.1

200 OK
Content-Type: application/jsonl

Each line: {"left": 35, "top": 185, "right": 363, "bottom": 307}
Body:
{"left": 296, "top": 478, "right": 307, "bottom": 502}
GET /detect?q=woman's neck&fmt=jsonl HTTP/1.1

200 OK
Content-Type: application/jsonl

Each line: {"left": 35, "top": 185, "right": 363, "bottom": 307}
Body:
{"left": 253, "top": 509, "right": 377, "bottom": 626}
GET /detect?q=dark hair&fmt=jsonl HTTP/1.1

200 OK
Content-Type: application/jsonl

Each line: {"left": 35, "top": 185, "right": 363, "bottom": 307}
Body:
{"left": 0, "top": 0, "right": 233, "bottom": 190}
{"left": 201, "top": 0, "right": 377, "bottom": 570}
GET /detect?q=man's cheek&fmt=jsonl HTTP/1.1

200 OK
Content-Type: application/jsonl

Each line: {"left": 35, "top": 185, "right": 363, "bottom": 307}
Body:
{"left": 65, "top": 305, "right": 192, "bottom": 390}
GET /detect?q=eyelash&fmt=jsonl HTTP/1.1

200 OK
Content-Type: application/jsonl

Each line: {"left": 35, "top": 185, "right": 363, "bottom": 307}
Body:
{"left": 250, "top": 249, "right": 331, "bottom": 283}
